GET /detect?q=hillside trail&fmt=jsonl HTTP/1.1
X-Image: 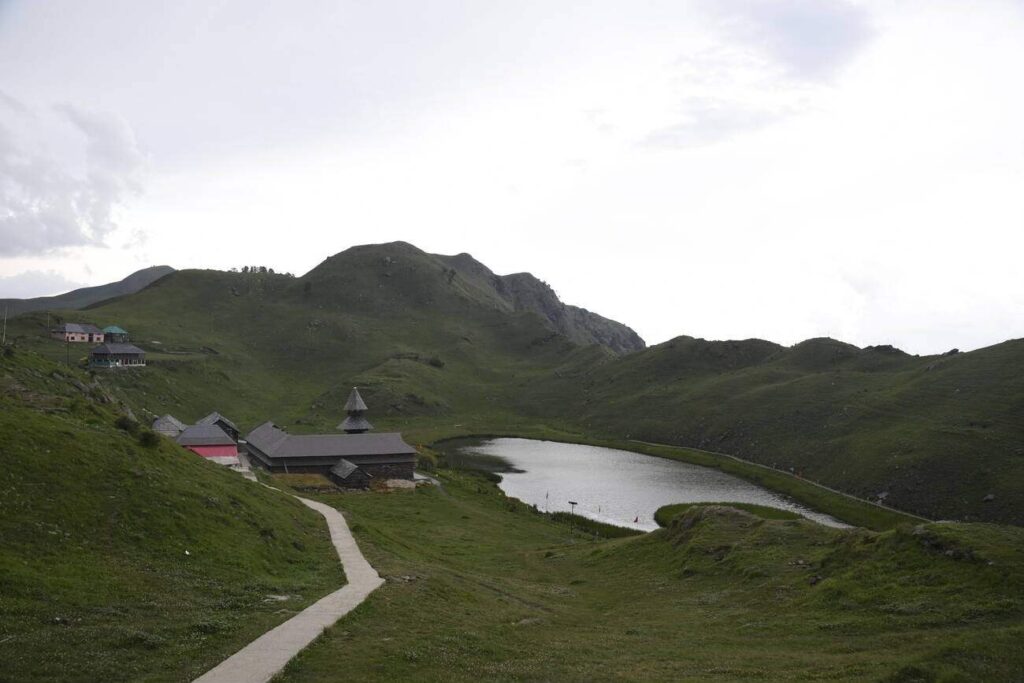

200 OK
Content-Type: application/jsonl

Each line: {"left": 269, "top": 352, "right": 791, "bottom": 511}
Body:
{"left": 193, "top": 494, "right": 384, "bottom": 683}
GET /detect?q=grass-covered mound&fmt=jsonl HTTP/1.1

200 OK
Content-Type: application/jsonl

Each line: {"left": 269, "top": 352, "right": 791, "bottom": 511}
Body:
{"left": 654, "top": 501, "right": 801, "bottom": 527}
{"left": 0, "top": 349, "right": 344, "bottom": 682}
{"left": 274, "top": 470, "right": 1024, "bottom": 682}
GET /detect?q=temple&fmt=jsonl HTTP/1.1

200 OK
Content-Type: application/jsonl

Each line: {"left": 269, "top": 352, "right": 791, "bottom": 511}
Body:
{"left": 244, "top": 387, "right": 416, "bottom": 487}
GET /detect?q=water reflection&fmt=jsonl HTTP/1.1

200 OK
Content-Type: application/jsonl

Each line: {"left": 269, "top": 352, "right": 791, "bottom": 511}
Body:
{"left": 450, "top": 438, "right": 849, "bottom": 531}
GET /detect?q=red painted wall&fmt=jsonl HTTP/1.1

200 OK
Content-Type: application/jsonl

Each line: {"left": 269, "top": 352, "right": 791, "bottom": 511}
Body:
{"left": 185, "top": 445, "right": 238, "bottom": 458}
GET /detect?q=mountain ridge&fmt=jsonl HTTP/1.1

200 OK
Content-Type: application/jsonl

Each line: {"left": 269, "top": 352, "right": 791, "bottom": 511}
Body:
{"left": 1, "top": 265, "right": 176, "bottom": 316}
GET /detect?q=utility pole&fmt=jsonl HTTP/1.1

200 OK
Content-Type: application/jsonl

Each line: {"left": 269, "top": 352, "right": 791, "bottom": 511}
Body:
{"left": 2, "top": 306, "right": 7, "bottom": 346}
{"left": 66, "top": 337, "right": 70, "bottom": 367}
{"left": 568, "top": 500, "right": 577, "bottom": 540}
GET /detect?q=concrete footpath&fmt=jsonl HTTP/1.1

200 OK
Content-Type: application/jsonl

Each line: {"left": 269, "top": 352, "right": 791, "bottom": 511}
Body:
{"left": 193, "top": 497, "right": 384, "bottom": 683}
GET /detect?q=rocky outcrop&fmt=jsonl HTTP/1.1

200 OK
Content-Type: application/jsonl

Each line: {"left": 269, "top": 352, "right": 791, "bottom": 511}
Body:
{"left": 498, "top": 272, "right": 645, "bottom": 354}
{"left": 438, "top": 252, "right": 645, "bottom": 354}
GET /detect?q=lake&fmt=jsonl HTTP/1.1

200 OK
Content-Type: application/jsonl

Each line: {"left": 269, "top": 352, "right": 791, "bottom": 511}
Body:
{"left": 446, "top": 438, "right": 848, "bottom": 531}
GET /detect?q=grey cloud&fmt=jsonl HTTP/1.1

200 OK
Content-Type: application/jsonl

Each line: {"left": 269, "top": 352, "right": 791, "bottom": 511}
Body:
{"left": 0, "top": 269, "right": 84, "bottom": 298}
{"left": 0, "top": 94, "right": 145, "bottom": 257}
{"left": 0, "top": 91, "right": 29, "bottom": 114}
{"left": 703, "top": 0, "right": 874, "bottom": 80}
{"left": 641, "top": 98, "right": 781, "bottom": 149}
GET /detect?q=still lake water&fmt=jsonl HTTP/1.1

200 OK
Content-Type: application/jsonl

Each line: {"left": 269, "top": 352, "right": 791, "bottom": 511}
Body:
{"left": 449, "top": 438, "right": 848, "bottom": 531}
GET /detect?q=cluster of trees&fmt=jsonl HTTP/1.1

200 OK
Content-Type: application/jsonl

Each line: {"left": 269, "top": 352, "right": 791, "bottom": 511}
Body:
{"left": 228, "top": 266, "right": 295, "bottom": 277}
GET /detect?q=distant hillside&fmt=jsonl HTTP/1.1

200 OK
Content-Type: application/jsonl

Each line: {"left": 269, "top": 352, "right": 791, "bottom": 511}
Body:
{"left": 4, "top": 241, "right": 1022, "bottom": 525}
{"left": 530, "top": 335, "right": 1024, "bottom": 524}
{"left": 0, "top": 265, "right": 175, "bottom": 316}
{"left": 5, "top": 242, "right": 606, "bottom": 431}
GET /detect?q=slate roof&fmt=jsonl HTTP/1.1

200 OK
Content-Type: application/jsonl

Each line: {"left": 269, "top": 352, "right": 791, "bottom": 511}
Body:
{"left": 344, "top": 387, "right": 368, "bottom": 412}
{"left": 329, "top": 458, "right": 363, "bottom": 480}
{"left": 176, "top": 424, "right": 236, "bottom": 446}
{"left": 89, "top": 343, "right": 145, "bottom": 355}
{"left": 338, "top": 415, "right": 374, "bottom": 433}
{"left": 246, "top": 421, "right": 416, "bottom": 460}
{"left": 55, "top": 323, "right": 103, "bottom": 335}
{"left": 152, "top": 414, "right": 187, "bottom": 432}
{"left": 198, "top": 412, "right": 239, "bottom": 432}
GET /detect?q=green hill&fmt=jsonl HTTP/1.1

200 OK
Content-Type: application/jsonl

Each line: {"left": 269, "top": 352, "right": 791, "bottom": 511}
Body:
{"left": 0, "top": 265, "right": 175, "bottom": 316}
{"left": 0, "top": 348, "right": 343, "bottom": 681}
{"left": 4, "top": 241, "right": 1023, "bottom": 525}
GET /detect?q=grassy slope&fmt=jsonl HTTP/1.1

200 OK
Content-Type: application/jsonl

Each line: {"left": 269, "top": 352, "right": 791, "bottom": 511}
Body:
{"left": 0, "top": 349, "right": 343, "bottom": 682}
{"left": 5, "top": 242, "right": 1022, "bottom": 525}
{"left": 273, "top": 471, "right": 1024, "bottom": 682}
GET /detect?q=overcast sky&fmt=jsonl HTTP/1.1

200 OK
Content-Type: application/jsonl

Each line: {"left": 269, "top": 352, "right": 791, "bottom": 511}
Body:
{"left": 1, "top": 0, "right": 1022, "bottom": 354}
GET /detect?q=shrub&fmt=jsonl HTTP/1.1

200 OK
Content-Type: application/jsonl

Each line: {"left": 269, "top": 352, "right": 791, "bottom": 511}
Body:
{"left": 114, "top": 415, "right": 139, "bottom": 435}
{"left": 138, "top": 430, "right": 160, "bottom": 448}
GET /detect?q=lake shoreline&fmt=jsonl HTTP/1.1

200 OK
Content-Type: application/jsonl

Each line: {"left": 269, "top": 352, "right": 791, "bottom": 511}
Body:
{"left": 432, "top": 432, "right": 926, "bottom": 530}
{"left": 438, "top": 437, "right": 850, "bottom": 530}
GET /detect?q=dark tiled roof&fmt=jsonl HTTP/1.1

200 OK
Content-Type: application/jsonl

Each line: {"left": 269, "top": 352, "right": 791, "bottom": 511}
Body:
{"left": 89, "top": 343, "right": 145, "bottom": 355}
{"left": 338, "top": 415, "right": 374, "bottom": 432}
{"left": 344, "top": 387, "right": 368, "bottom": 412}
{"left": 152, "top": 414, "right": 187, "bottom": 432}
{"left": 329, "top": 458, "right": 363, "bottom": 480}
{"left": 177, "top": 424, "right": 236, "bottom": 446}
{"left": 246, "top": 421, "right": 416, "bottom": 459}
{"left": 198, "top": 412, "right": 239, "bottom": 431}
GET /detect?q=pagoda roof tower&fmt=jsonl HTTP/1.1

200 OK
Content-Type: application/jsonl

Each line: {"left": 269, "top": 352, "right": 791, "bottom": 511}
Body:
{"left": 338, "top": 387, "right": 373, "bottom": 433}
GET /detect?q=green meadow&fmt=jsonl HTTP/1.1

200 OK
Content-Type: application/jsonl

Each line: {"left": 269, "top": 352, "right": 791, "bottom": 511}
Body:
{"left": 272, "top": 470, "right": 1024, "bottom": 682}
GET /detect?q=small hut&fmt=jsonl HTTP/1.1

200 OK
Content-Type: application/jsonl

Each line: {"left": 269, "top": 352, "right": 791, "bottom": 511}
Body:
{"left": 329, "top": 459, "right": 372, "bottom": 489}
{"left": 152, "top": 414, "right": 187, "bottom": 438}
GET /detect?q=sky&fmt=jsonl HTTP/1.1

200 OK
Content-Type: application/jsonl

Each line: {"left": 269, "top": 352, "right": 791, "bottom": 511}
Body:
{"left": 1, "top": 0, "right": 1022, "bottom": 354}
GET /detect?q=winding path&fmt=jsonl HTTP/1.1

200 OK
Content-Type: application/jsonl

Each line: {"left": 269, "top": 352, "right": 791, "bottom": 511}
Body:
{"left": 193, "top": 496, "right": 384, "bottom": 683}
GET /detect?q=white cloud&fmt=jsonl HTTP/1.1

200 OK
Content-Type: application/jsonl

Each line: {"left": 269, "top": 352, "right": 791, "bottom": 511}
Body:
{"left": 643, "top": 1, "right": 873, "bottom": 149}
{"left": 0, "top": 93, "right": 145, "bottom": 257}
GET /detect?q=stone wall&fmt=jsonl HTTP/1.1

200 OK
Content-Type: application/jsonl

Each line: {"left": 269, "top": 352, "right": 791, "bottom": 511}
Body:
{"left": 362, "top": 462, "right": 415, "bottom": 481}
